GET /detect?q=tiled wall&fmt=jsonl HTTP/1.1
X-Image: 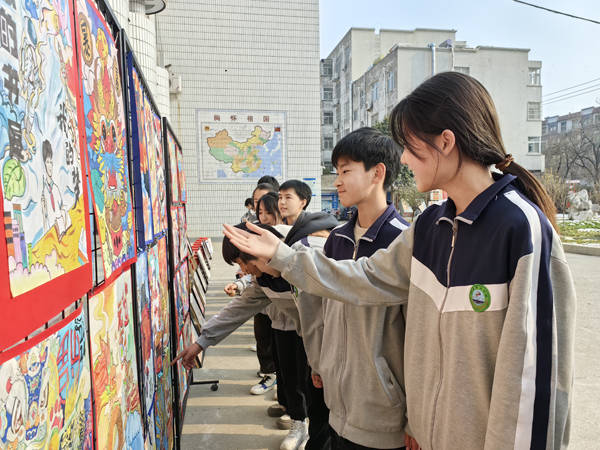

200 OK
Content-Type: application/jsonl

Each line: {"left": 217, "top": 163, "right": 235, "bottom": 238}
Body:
{"left": 156, "top": 0, "right": 321, "bottom": 237}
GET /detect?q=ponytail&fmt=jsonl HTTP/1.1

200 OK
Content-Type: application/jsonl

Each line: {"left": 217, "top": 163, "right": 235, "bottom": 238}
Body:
{"left": 391, "top": 72, "right": 559, "bottom": 231}
{"left": 495, "top": 155, "right": 558, "bottom": 231}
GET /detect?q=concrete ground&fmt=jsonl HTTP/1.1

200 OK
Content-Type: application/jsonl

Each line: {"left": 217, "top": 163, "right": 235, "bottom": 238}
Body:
{"left": 181, "top": 244, "right": 599, "bottom": 449}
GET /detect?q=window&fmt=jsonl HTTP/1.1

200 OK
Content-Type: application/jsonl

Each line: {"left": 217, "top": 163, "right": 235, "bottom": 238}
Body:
{"left": 387, "top": 71, "right": 396, "bottom": 92}
{"left": 454, "top": 66, "right": 470, "bottom": 75}
{"left": 528, "top": 67, "right": 541, "bottom": 85}
{"left": 323, "top": 111, "right": 333, "bottom": 125}
{"left": 322, "top": 87, "right": 333, "bottom": 101}
{"left": 344, "top": 46, "right": 350, "bottom": 70}
{"left": 335, "top": 83, "right": 341, "bottom": 102}
{"left": 542, "top": 123, "right": 548, "bottom": 135}
{"left": 560, "top": 121, "right": 567, "bottom": 133}
{"left": 372, "top": 82, "right": 379, "bottom": 101}
{"left": 528, "top": 136, "right": 541, "bottom": 153}
{"left": 323, "top": 137, "right": 333, "bottom": 150}
{"left": 321, "top": 59, "right": 332, "bottom": 77}
{"left": 527, "top": 102, "right": 541, "bottom": 120}
{"left": 353, "top": 109, "right": 358, "bottom": 121}
{"left": 360, "top": 88, "right": 365, "bottom": 107}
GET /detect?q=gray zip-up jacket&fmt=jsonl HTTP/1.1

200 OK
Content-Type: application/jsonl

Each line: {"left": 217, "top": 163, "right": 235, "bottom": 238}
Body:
{"left": 295, "top": 204, "right": 409, "bottom": 448}
{"left": 269, "top": 176, "right": 576, "bottom": 450}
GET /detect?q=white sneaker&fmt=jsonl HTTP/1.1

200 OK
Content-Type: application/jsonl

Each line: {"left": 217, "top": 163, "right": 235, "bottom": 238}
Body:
{"left": 250, "top": 344, "right": 257, "bottom": 352}
{"left": 250, "top": 374, "right": 276, "bottom": 395}
{"left": 279, "top": 419, "right": 308, "bottom": 450}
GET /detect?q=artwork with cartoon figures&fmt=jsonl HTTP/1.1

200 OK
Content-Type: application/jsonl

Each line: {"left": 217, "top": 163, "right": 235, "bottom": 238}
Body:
{"left": 135, "top": 251, "right": 156, "bottom": 450}
{"left": 88, "top": 268, "right": 144, "bottom": 449}
{"left": 148, "top": 238, "right": 174, "bottom": 449}
{"left": 127, "top": 59, "right": 154, "bottom": 245}
{"left": 76, "top": 0, "right": 135, "bottom": 280}
{"left": 0, "top": 306, "right": 93, "bottom": 449}
{"left": 166, "top": 127, "right": 179, "bottom": 202}
{"left": 0, "top": 0, "right": 90, "bottom": 296}
{"left": 176, "top": 145, "right": 186, "bottom": 203}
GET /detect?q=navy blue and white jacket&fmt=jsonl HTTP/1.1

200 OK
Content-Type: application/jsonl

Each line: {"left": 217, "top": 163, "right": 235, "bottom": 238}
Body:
{"left": 296, "top": 204, "right": 411, "bottom": 449}
{"left": 270, "top": 174, "right": 576, "bottom": 450}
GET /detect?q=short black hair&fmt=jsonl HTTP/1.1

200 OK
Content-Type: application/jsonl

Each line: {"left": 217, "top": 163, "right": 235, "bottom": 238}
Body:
{"left": 331, "top": 127, "right": 401, "bottom": 190}
{"left": 256, "top": 192, "right": 281, "bottom": 223}
{"left": 279, "top": 180, "right": 311, "bottom": 209}
{"left": 244, "top": 198, "right": 253, "bottom": 207}
{"left": 43, "top": 140, "right": 52, "bottom": 161}
{"left": 222, "top": 222, "right": 283, "bottom": 265}
{"left": 253, "top": 183, "right": 275, "bottom": 196}
{"left": 257, "top": 176, "right": 279, "bottom": 191}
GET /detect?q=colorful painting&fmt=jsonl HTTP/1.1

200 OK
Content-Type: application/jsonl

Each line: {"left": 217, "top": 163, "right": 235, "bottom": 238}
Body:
{"left": 0, "top": 306, "right": 93, "bottom": 449}
{"left": 76, "top": 0, "right": 135, "bottom": 280}
{"left": 148, "top": 239, "right": 173, "bottom": 449}
{"left": 0, "top": 0, "right": 90, "bottom": 297}
{"left": 135, "top": 251, "right": 156, "bottom": 449}
{"left": 165, "top": 129, "right": 179, "bottom": 202}
{"left": 153, "top": 112, "right": 167, "bottom": 234}
{"left": 177, "top": 207, "right": 187, "bottom": 261}
{"left": 176, "top": 333, "right": 188, "bottom": 413}
{"left": 176, "top": 146, "right": 186, "bottom": 203}
{"left": 127, "top": 58, "right": 154, "bottom": 245}
{"left": 88, "top": 269, "right": 144, "bottom": 449}
{"left": 170, "top": 206, "right": 179, "bottom": 267}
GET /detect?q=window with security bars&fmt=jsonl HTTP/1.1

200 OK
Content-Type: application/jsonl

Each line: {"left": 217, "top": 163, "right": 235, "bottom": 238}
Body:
{"left": 528, "top": 67, "right": 541, "bottom": 85}
{"left": 323, "top": 111, "right": 333, "bottom": 125}
{"left": 528, "top": 136, "right": 541, "bottom": 153}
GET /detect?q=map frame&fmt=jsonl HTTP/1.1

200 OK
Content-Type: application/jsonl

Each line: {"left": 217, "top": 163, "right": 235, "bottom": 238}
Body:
{"left": 196, "top": 109, "right": 287, "bottom": 183}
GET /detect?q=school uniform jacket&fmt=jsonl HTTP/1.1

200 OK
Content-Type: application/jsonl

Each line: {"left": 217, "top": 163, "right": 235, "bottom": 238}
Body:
{"left": 296, "top": 204, "right": 410, "bottom": 448}
{"left": 268, "top": 174, "right": 576, "bottom": 450}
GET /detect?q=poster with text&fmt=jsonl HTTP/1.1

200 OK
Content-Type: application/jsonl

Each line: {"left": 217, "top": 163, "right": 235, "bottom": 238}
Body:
{"left": 88, "top": 269, "right": 144, "bottom": 449}
{"left": 0, "top": 0, "right": 92, "bottom": 348}
{"left": 197, "top": 109, "right": 285, "bottom": 182}
{"left": 76, "top": 0, "right": 135, "bottom": 280}
{"left": 0, "top": 306, "right": 93, "bottom": 449}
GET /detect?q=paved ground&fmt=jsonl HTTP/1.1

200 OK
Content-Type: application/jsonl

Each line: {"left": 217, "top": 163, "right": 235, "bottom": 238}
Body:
{"left": 181, "top": 244, "right": 599, "bottom": 450}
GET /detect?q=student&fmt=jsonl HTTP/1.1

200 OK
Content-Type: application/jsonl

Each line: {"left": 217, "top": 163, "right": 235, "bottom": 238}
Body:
{"left": 253, "top": 183, "right": 276, "bottom": 213}
{"left": 279, "top": 180, "right": 312, "bottom": 225}
{"left": 241, "top": 197, "right": 256, "bottom": 223}
{"left": 294, "top": 127, "right": 409, "bottom": 450}
{"left": 256, "top": 192, "right": 283, "bottom": 226}
{"left": 258, "top": 175, "right": 280, "bottom": 191}
{"left": 224, "top": 72, "right": 576, "bottom": 450}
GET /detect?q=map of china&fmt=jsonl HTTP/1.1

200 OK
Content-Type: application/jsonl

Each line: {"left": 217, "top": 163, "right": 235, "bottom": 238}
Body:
{"left": 207, "top": 126, "right": 272, "bottom": 173}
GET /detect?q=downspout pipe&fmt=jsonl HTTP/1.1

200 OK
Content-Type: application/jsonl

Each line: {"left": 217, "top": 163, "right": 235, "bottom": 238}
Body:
{"left": 428, "top": 43, "right": 436, "bottom": 76}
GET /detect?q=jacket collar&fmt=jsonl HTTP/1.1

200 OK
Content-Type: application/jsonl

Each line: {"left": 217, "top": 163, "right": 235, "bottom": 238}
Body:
{"left": 335, "top": 203, "right": 398, "bottom": 243}
{"left": 436, "top": 173, "right": 516, "bottom": 226}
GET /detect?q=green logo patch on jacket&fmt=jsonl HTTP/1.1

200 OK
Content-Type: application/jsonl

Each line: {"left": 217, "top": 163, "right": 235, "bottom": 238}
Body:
{"left": 469, "top": 284, "right": 491, "bottom": 312}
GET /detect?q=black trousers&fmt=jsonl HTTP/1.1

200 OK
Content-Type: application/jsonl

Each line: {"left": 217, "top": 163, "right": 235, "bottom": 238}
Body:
{"left": 272, "top": 329, "right": 331, "bottom": 449}
{"left": 330, "top": 427, "right": 405, "bottom": 450}
{"left": 254, "top": 313, "right": 276, "bottom": 374}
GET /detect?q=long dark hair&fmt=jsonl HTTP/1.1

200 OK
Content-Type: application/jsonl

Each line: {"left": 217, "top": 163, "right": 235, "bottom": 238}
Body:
{"left": 390, "top": 71, "right": 557, "bottom": 230}
{"left": 256, "top": 192, "right": 282, "bottom": 224}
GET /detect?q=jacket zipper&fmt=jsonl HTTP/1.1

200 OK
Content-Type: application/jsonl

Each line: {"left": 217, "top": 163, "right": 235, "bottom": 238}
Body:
{"left": 429, "top": 220, "right": 458, "bottom": 449}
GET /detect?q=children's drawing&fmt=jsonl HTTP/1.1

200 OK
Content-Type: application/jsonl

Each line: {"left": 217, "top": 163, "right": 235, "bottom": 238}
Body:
{"left": 135, "top": 251, "right": 156, "bottom": 449}
{"left": 88, "top": 269, "right": 144, "bottom": 450}
{"left": 170, "top": 206, "right": 179, "bottom": 267}
{"left": 127, "top": 59, "right": 154, "bottom": 245}
{"left": 0, "top": 306, "right": 93, "bottom": 449}
{"left": 76, "top": 0, "right": 135, "bottom": 279}
{"left": 166, "top": 129, "right": 179, "bottom": 202}
{"left": 176, "top": 146, "right": 186, "bottom": 203}
{"left": 151, "top": 111, "right": 167, "bottom": 234}
{"left": 0, "top": 0, "right": 89, "bottom": 296}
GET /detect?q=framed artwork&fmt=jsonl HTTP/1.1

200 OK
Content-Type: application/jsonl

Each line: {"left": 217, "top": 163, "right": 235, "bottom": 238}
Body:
{"left": 0, "top": 305, "right": 93, "bottom": 448}
{"left": 0, "top": 0, "right": 92, "bottom": 348}
{"left": 76, "top": 0, "right": 136, "bottom": 281}
{"left": 88, "top": 269, "right": 144, "bottom": 449}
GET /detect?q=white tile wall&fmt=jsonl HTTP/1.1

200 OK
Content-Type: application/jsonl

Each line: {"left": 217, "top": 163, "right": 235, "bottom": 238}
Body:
{"left": 156, "top": 0, "right": 321, "bottom": 237}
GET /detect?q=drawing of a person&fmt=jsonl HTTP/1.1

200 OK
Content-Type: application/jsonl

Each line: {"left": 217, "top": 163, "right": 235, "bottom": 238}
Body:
{"left": 40, "top": 140, "right": 69, "bottom": 237}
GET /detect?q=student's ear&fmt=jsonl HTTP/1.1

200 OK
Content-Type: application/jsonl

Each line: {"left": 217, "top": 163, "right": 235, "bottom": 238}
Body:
{"left": 439, "top": 129, "right": 456, "bottom": 156}
{"left": 372, "top": 162, "right": 387, "bottom": 186}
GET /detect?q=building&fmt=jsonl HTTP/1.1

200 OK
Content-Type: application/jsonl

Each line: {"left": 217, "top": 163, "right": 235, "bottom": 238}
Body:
{"left": 321, "top": 28, "right": 544, "bottom": 173}
{"left": 543, "top": 106, "right": 600, "bottom": 136}
{"left": 156, "top": 0, "right": 321, "bottom": 237}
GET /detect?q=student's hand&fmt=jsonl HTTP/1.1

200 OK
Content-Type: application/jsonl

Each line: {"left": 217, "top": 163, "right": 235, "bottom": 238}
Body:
{"left": 311, "top": 374, "right": 323, "bottom": 388}
{"left": 224, "top": 283, "right": 238, "bottom": 297}
{"left": 223, "top": 222, "right": 281, "bottom": 261}
{"left": 172, "top": 343, "right": 203, "bottom": 371}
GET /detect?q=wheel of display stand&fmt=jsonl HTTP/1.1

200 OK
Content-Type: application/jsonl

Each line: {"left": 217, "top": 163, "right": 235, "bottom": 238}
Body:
{"left": 211, "top": 383, "right": 219, "bottom": 391}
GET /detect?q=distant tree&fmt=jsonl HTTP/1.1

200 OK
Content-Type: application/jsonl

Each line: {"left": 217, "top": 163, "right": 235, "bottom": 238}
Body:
{"left": 373, "top": 117, "right": 414, "bottom": 187}
{"left": 540, "top": 170, "right": 569, "bottom": 214}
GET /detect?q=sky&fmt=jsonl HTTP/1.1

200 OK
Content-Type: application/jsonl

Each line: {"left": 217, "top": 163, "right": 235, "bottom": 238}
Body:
{"left": 320, "top": 0, "right": 600, "bottom": 117}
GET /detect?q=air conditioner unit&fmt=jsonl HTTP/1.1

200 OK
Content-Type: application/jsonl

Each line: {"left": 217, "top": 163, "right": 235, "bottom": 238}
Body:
{"left": 169, "top": 73, "right": 182, "bottom": 94}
